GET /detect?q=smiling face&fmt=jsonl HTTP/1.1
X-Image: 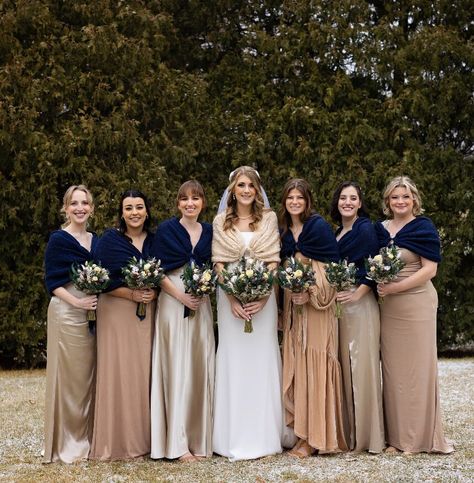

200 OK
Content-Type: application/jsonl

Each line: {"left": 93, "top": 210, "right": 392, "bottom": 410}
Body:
{"left": 122, "top": 196, "right": 147, "bottom": 231}
{"left": 388, "top": 186, "right": 415, "bottom": 218}
{"left": 285, "top": 188, "right": 306, "bottom": 219}
{"left": 233, "top": 174, "right": 257, "bottom": 207}
{"left": 178, "top": 190, "right": 203, "bottom": 220}
{"left": 338, "top": 185, "right": 362, "bottom": 222}
{"left": 64, "top": 189, "right": 92, "bottom": 226}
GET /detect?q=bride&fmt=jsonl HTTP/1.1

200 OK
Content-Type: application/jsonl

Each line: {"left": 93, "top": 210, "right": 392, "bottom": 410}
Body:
{"left": 212, "top": 165, "right": 291, "bottom": 461}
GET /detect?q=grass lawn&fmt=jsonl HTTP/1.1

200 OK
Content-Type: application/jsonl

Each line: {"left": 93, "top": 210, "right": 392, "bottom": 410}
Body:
{"left": 0, "top": 358, "right": 472, "bottom": 482}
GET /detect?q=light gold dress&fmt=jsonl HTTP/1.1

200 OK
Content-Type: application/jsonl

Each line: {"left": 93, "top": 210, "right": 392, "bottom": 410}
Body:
{"left": 44, "top": 285, "right": 95, "bottom": 463}
{"left": 380, "top": 248, "right": 453, "bottom": 453}
{"left": 339, "top": 291, "right": 384, "bottom": 453}
{"left": 282, "top": 256, "right": 347, "bottom": 452}
{"left": 150, "top": 267, "right": 215, "bottom": 459}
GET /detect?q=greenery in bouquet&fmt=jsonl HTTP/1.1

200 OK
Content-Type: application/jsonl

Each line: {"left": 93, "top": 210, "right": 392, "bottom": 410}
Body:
{"left": 180, "top": 261, "right": 217, "bottom": 318}
{"left": 122, "top": 256, "right": 164, "bottom": 320}
{"left": 324, "top": 259, "right": 357, "bottom": 318}
{"left": 70, "top": 261, "right": 110, "bottom": 330}
{"left": 277, "top": 256, "right": 316, "bottom": 314}
{"left": 365, "top": 245, "right": 405, "bottom": 303}
{"left": 219, "top": 256, "right": 275, "bottom": 333}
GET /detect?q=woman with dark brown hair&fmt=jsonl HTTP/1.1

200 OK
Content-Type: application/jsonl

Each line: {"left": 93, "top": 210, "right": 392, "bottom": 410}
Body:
{"left": 90, "top": 190, "right": 156, "bottom": 460}
{"left": 279, "top": 178, "right": 347, "bottom": 457}
{"left": 330, "top": 181, "right": 384, "bottom": 453}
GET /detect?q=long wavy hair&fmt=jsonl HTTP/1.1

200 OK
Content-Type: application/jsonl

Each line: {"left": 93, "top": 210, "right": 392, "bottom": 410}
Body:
{"left": 117, "top": 189, "right": 152, "bottom": 234}
{"left": 382, "top": 176, "right": 423, "bottom": 217}
{"left": 61, "top": 184, "right": 94, "bottom": 227}
{"left": 330, "top": 181, "right": 370, "bottom": 223}
{"left": 223, "top": 166, "right": 265, "bottom": 231}
{"left": 278, "top": 178, "right": 316, "bottom": 237}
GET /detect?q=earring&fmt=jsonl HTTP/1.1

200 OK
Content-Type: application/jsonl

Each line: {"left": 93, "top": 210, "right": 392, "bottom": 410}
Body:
{"left": 232, "top": 194, "right": 236, "bottom": 201}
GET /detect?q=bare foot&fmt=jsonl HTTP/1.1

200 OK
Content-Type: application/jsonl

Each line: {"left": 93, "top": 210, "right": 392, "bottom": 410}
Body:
{"left": 384, "top": 446, "right": 400, "bottom": 454}
{"left": 178, "top": 452, "right": 197, "bottom": 463}
{"left": 288, "top": 440, "right": 317, "bottom": 458}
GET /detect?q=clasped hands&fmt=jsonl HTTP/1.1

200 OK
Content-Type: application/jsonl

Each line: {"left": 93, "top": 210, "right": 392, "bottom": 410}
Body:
{"left": 132, "top": 288, "right": 157, "bottom": 304}
{"left": 180, "top": 293, "right": 204, "bottom": 311}
{"left": 75, "top": 295, "right": 98, "bottom": 311}
{"left": 228, "top": 294, "right": 269, "bottom": 320}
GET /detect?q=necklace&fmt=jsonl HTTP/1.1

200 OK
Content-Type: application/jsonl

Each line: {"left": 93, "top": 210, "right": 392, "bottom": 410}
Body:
{"left": 237, "top": 214, "right": 253, "bottom": 220}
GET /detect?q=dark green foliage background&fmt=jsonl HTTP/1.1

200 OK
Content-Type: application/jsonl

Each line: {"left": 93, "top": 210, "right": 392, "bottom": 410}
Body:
{"left": 1, "top": 0, "right": 472, "bottom": 367}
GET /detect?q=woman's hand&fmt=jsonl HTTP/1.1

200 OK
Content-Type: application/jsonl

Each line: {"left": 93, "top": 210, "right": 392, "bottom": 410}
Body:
{"left": 179, "top": 293, "right": 202, "bottom": 311}
{"left": 243, "top": 295, "right": 270, "bottom": 317}
{"left": 291, "top": 291, "right": 309, "bottom": 305}
{"left": 132, "top": 288, "right": 156, "bottom": 304}
{"left": 377, "top": 282, "right": 399, "bottom": 298}
{"left": 336, "top": 284, "right": 370, "bottom": 304}
{"left": 74, "top": 294, "right": 98, "bottom": 310}
{"left": 227, "top": 294, "right": 251, "bottom": 320}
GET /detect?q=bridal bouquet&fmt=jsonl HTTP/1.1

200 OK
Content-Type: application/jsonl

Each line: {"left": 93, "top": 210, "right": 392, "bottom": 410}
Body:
{"left": 365, "top": 245, "right": 405, "bottom": 303}
{"left": 180, "top": 261, "right": 217, "bottom": 318}
{"left": 122, "top": 257, "right": 164, "bottom": 320}
{"left": 220, "top": 256, "right": 275, "bottom": 333}
{"left": 324, "top": 259, "right": 357, "bottom": 318}
{"left": 70, "top": 261, "right": 110, "bottom": 331}
{"left": 277, "top": 256, "right": 316, "bottom": 314}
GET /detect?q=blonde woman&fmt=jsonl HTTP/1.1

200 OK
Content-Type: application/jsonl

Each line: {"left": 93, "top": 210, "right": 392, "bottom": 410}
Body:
{"left": 375, "top": 176, "right": 453, "bottom": 454}
{"left": 212, "top": 166, "right": 288, "bottom": 461}
{"left": 43, "top": 185, "right": 98, "bottom": 463}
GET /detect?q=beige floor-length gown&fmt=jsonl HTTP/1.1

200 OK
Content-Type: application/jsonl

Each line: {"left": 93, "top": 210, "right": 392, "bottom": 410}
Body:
{"left": 90, "top": 293, "right": 154, "bottom": 460}
{"left": 282, "top": 256, "right": 347, "bottom": 452}
{"left": 44, "top": 285, "right": 95, "bottom": 463}
{"left": 150, "top": 268, "right": 215, "bottom": 459}
{"left": 380, "top": 248, "right": 453, "bottom": 453}
{"left": 339, "top": 291, "right": 385, "bottom": 453}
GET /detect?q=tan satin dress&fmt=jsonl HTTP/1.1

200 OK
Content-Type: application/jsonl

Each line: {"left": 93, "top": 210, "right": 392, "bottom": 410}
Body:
{"left": 380, "top": 248, "right": 453, "bottom": 453}
{"left": 339, "top": 290, "right": 385, "bottom": 453}
{"left": 44, "top": 285, "right": 95, "bottom": 463}
{"left": 90, "top": 293, "right": 155, "bottom": 460}
{"left": 150, "top": 268, "right": 215, "bottom": 459}
{"left": 282, "top": 255, "right": 347, "bottom": 453}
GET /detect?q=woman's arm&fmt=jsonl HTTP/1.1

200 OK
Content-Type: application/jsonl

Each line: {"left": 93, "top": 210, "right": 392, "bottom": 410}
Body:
{"left": 159, "top": 276, "right": 201, "bottom": 311}
{"left": 337, "top": 284, "right": 372, "bottom": 304}
{"left": 377, "top": 257, "right": 437, "bottom": 297}
{"left": 52, "top": 286, "right": 97, "bottom": 310}
{"left": 107, "top": 286, "right": 157, "bottom": 304}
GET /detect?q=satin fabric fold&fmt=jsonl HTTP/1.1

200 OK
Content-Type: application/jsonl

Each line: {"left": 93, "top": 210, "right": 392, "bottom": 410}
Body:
{"left": 44, "top": 285, "right": 95, "bottom": 463}
{"left": 380, "top": 248, "right": 453, "bottom": 453}
{"left": 150, "top": 268, "right": 215, "bottom": 459}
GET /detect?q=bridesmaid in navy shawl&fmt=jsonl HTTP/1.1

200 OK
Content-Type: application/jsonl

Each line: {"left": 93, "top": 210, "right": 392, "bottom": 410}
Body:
{"left": 150, "top": 180, "right": 215, "bottom": 462}
{"left": 279, "top": 178, "right": 347, "bottom": 458}
{"left": 90, "top": 190, "right": 157, "bottom": 461}
{"left": 330, "top": 181, "right": 385, "bottom": 453}
{"left": 43, "top": 185, "right": 98, "bottom": 463}
{"left": 375, "top": 176, "right": 453, "bottom": 454}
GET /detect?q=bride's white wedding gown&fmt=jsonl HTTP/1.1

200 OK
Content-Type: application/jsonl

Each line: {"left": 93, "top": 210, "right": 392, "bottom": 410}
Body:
{"left": 213, "top": 232, "right": 293, "bottom": 461}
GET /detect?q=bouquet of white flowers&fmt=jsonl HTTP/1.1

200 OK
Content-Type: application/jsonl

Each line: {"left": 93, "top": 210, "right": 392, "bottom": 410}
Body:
{"left": 70, "top": 261, "right": 110, "bottom": 331}
{"left": 122, "top": 257, "right": 164, "bottom": 319}
{"left": 220, "top": 256, "right": 274, "bottom": 333}
{"left": 180, "top": 261, "right": 217, "bottom": 318}
{"left": 324, "top": 259, "right": 357, "bottom": 317}
{"left": 365, "top": 244, "right": 405, "bottom": 303}
{"left": 277, "top": 256, "right": 316, "bottom": 314}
